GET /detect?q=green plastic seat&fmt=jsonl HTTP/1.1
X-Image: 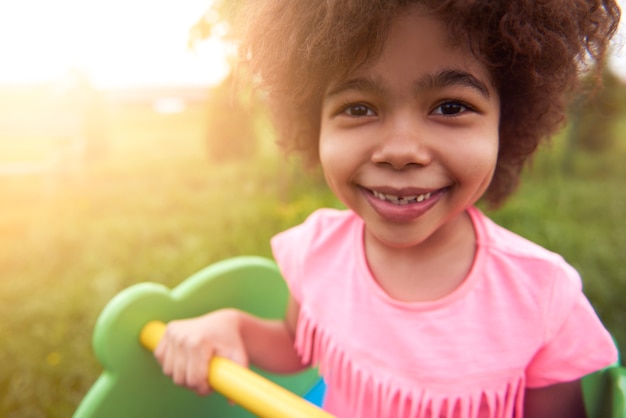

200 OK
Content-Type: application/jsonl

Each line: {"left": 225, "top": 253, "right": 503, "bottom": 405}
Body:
{"left": 75, "top": 255, "right": 626, "bottom": 417}
{"left": 73, "top": 256, "right": 321, "bottom": 418}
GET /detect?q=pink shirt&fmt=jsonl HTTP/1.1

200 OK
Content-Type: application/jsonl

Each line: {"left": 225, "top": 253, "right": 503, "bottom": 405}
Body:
{"left": 271, "top": 207, "right": 617, "bottom": 418}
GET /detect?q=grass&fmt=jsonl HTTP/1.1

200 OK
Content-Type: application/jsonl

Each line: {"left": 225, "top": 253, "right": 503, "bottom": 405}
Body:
{"left": 0, "top": 100, "right": 337, "bottom": 417}
{"left": 0, "top": 99, "right": 624, "bottom": 417}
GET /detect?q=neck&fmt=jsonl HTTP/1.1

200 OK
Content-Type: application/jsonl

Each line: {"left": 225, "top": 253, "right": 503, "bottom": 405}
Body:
{"left": 364, "top": 210, "right": 477, "bottom": 302}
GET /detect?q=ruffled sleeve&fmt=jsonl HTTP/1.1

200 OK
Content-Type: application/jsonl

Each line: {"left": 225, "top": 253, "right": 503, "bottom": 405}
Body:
{"left": 270, "top": 209, "right": 340, "bottom": 303}
{"left": 525, "top": 262, "right": 618, "bottom": 387}
{"left": 270, "top": 223, "right": 306, "bottom": 303}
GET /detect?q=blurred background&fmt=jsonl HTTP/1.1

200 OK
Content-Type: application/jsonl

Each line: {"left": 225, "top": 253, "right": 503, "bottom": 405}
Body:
{"left": 0, "top": 1, "right": 625, "bottom": 416}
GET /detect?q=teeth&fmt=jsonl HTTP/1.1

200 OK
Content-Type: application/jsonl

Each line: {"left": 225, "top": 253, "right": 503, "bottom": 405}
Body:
{"left": 372, "top": 190, "right": 432, "bottom": 205}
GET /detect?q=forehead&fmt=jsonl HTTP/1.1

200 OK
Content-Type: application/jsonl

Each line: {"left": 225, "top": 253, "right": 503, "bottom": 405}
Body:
{"left": 325, "top": 6, "right": 494, "bottom": 95}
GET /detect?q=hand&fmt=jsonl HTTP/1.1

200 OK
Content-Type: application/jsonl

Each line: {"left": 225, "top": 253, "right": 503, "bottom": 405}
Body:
{"left": 154, "top": 308, "right": 247, "bottom": 396}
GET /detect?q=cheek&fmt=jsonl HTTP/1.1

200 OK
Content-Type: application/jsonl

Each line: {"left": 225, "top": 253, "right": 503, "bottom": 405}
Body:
{"left": 318, "top": 131, "right": 341, "bottom": 184}
{"left": 318, "top": 129, "right": 362, "bottom": 198}
{"left": 318, "top": 127, "right": 348, "bottom": 172}
{"left": 470, "top": 141, "right": 499, "bottom": 189}
{"left": 318, "top": 134, "right": 333, "bottom": 174}
{"left": 448, "top": 132, "right": 499, "bottom": 181}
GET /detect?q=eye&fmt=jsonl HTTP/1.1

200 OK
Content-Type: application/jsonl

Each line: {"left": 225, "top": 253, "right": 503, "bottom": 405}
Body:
{"left": 342, "top": 104, "right": 376, "bottom": 117}
{"left": 432, "top": 101, "right": 470, "bottom": 116}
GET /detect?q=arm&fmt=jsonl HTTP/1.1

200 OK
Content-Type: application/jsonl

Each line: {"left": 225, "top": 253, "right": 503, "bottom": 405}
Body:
{"left": 524, "top": 379, "right": 586, "bottom": 418}
{"left": 154, "top": 295, "right": 305, "bottom": 395}
{"left": 243, "top": 296, "right": 306, "bottom": 373}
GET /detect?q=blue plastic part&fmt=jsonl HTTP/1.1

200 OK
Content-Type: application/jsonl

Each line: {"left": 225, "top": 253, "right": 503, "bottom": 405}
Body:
{"left": 304, "top": 379, "right": 327, "bottom": 407}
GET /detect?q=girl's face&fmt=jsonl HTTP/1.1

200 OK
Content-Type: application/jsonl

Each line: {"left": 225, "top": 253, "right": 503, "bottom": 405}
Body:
{"left": 319, "top": 7, "right": 500, "bottom": 250}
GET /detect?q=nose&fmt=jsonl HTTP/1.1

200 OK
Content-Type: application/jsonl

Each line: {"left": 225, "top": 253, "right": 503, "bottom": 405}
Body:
{"left": 371, "top": 121, "right": 432, "bottom": 170}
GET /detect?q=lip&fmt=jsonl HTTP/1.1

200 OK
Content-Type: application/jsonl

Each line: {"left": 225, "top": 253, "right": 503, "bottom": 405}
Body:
{"left": 361, "top": 186, "right": 447, "bottom": 223}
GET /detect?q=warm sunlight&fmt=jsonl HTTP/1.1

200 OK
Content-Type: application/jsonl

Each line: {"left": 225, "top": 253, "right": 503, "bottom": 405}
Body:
{"left": 0, "top": 0, "right": 230, "bottom": 88}
{"left": 0, "top": 1, "right": 625, "bottom": 87}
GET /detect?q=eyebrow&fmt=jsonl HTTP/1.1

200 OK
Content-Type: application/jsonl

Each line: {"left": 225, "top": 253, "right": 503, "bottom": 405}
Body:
{"left": 325, "top": 68, "right": 491, "bottom": 101}
{"left": 416, "top": 69, "right": 491, "bottom": 99}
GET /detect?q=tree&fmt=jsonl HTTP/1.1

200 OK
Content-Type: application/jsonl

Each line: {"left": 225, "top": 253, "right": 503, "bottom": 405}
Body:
{"left": 189, "top": 0, "right": 258, "bottom": 163}
{"left": 563, "top": 67, "right": 626, "bottom": 173}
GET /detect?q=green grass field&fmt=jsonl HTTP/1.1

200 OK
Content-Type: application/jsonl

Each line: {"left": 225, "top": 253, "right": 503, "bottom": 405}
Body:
{"left": 0, "top": 99, "right": 624, "bottom": 417}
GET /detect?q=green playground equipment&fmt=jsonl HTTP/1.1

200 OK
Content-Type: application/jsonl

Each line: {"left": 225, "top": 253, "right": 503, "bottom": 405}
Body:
{"left": 73, "top": 256, "right": 626, "bottom": 418}
{"left": 73, "top": 256, "right": 327, "bottom": 418}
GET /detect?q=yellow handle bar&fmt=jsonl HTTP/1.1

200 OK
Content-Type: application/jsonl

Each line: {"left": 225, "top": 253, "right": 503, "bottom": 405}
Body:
{"left": 140, "top": 320, "right": 334, "bottom": 418}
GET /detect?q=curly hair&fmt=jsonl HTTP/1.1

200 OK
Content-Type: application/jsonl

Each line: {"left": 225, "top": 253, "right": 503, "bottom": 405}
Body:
{"left": 237, "top": 0, "right": 620, "bottom": 207}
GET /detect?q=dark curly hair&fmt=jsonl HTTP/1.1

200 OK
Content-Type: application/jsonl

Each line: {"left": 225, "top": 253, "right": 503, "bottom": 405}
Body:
{"left": 237, "top": 0, "right": 620, "bottom": 207}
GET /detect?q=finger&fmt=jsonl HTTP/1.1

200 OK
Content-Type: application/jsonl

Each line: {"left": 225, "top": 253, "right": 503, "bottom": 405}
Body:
{"left": 171, "top": 342, "right": 189, "bottom": 386}
{"left": 187, "top": 346, "right": 212, "bottom": 395}
{"left": 226, "top": 348, "right": 249, "bottom": 369}
{"left": 156, "top": 325, "right": 177, "bottom": 375}
{"left": 154, "top": 338, "right": 165, "bottom": 360}
{"left": 158, "top": 341, "right": 174, "bottom": 377}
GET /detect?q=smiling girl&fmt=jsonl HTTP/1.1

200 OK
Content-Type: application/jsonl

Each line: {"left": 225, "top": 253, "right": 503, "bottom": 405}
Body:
{"left": 155, "top": 1, "right": 621, "bottom": 417}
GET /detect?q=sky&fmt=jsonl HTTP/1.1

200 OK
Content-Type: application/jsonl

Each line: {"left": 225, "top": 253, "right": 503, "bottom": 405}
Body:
{"left": 0, "top": 0, "right": 624, "bottom": 89}
{"left": 0, "top": 0, "right": 230, "bottom": 88}
{"left": 610, "top": 0, "right": 626, "bottom": 81}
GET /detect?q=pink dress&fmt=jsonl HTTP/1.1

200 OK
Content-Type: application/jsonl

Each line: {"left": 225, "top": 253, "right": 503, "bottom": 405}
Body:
{"left": 271, "top": 207, "right": 617, "bottom": 418}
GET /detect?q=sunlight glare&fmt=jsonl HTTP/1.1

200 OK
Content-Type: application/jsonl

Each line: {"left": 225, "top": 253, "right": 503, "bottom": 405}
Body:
{"left": 0, "top": 0, "right": 623, "bottom": 85}
{"left": 0, "top": 0, "right": 230, "bottom": 88}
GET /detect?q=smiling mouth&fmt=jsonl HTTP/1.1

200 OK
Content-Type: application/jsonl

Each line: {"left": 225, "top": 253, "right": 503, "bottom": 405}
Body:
{"left": 371, "top": 190, "right": 433, "bottom": 205}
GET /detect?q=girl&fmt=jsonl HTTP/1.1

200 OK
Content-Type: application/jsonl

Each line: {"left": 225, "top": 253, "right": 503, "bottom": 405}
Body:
{"left": 155, "top": 1, "right": 621, "bottom": 417}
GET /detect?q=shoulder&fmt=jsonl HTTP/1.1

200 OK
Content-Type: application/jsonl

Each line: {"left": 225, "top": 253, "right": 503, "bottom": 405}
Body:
{"left": 472, "top": 207, "right": 567, "bottom": 263}
{"left": 470, "top": 207, "right": 585, "bottom": 334}
{"left": 270, "top": 208, "right": 361, "bottom": 301}
{"left": 470, "top": 209, "right": 617, "bottom": 382}
{"left": 272, "top": 208, "right": 360, "bottom": 251}
{"left": 470, "top": 207, "right": 581, "bottom": 290}
{"left": 299, "top": 207, "right": 358, "bottom": 232}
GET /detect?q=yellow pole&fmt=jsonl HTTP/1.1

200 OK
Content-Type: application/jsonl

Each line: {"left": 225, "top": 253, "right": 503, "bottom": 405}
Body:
{"left": 140, "top": 320, "right": 334, "bottom": 418}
